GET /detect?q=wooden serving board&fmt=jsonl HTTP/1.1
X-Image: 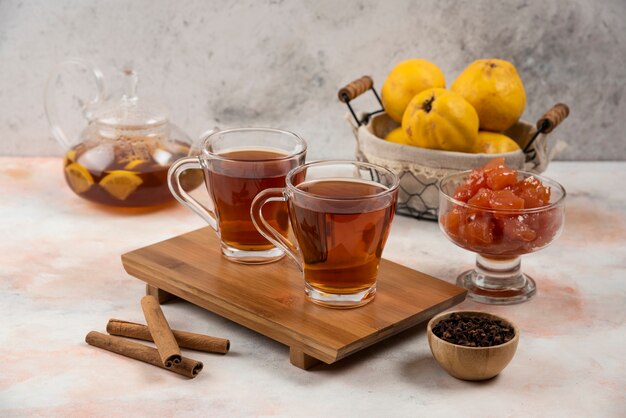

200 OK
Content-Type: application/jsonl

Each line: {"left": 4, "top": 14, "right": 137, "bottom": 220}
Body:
{"left": 121, "top": 227, "right": 466, "bottom": 370}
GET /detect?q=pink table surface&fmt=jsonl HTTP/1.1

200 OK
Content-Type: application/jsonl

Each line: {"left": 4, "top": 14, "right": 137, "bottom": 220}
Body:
{"left": 0, "top": 158, "right": 624, "bottom": 417}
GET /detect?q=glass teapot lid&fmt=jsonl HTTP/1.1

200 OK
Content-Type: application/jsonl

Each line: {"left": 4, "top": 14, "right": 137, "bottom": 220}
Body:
{"left": 89, "top": 69, "right": 168, "bottom": 129}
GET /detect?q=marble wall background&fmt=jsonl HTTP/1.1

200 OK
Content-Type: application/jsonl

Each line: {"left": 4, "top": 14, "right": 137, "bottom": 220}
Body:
{"left": 0, "top": 0, "right": 624, "bottom": 160}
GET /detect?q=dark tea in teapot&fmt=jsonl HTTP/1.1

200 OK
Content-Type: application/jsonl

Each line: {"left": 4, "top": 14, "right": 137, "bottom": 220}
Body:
{"left": 64, "top": 136, "right": 201, "bottom": 207}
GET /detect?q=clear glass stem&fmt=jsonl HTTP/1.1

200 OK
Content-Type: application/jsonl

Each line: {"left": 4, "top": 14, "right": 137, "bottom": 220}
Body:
{"left": 457, "top": 254, "right": 536, "bottom": 305}
{"left": 474, "top": 255, "right": 524, "bottom": 289}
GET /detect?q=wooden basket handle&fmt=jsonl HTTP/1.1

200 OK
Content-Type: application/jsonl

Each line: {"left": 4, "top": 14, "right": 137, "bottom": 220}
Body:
{"left": 537, "top": 103, "right": 569, "bottom": 133}
{"left": 338, "top": 76, "right": 373, "bottom": 102}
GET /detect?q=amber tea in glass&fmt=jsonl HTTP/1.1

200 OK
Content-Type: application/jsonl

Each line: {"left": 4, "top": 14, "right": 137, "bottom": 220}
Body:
{"left": 206, "top": 149, "right": 295, "bottom": 251}
{"left": 251, "top": 161, "right": 399, "bottom": 308}
{"left": 169, "top": 128, "right": 307, "bottom": 264}
{"left": 291, "top": 179, "right": 395, "bottom": 295}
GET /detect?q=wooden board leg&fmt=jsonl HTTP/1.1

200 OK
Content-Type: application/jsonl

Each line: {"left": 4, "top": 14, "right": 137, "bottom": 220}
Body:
{"left": 146, "top": 284, "right": 177, "bottom": 304}
{"left": 289, "top": 348, "right": 321, "bottom": 370}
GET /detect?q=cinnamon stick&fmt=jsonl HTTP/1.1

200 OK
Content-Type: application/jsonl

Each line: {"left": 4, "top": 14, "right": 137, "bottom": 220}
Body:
{"left": 141, "top": 295, "right": 181, "bottom": 367}
{"left": 85, "top": 331, "right": 203, "bottom": 378}
{"left": 107, "top": 319, "right": 230, "bottom": 354}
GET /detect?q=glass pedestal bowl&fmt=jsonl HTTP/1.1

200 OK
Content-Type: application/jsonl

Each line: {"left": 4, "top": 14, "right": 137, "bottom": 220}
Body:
{"left": 438, "top": 170, "right": 566, "bottom": 305}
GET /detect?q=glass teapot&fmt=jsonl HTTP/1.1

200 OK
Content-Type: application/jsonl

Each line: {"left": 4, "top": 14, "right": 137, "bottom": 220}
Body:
{"left": 45, "top": 59, "right": 202, "bottom": 207}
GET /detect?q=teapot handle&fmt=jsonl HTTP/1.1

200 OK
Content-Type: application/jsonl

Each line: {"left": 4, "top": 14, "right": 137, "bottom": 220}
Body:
{"left": 44, "top": 58, "right": 106, "bottom": 149}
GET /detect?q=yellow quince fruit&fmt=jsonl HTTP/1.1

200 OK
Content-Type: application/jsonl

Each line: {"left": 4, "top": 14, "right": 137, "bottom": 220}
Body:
{"left": 382, "top": 59, "right": 446, "bottom": 123}
{"left": 451, "top": 59, "right": 526, "bottom": 131}
{"left": 384, "top": 127, "right": 411, "bottom": 145}
{"left": 401, "top": 88, "right": 479, "bottom": 152}
{"left": 472, "top": 131, "right": 521, "bottom": 154}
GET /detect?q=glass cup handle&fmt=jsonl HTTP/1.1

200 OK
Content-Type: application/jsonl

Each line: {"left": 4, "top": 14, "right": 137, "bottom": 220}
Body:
{"left": 250, "top": 188, "right": 302, "bottom": 270}
{"left": 167, "top": 156, "right": 218, "bottom": 231}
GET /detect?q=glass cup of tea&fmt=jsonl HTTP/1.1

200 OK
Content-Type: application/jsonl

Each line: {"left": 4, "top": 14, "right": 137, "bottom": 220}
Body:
{"left": 251, "top": 161, "right": 399, "bottom": 308}
{"left": 168, "top": 128, "right": 307, "bottom": 264}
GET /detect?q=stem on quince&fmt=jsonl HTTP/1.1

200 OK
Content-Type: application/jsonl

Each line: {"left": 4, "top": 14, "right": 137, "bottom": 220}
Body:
{"left": 422, "top": 95, "right": 436, "bottom": 113}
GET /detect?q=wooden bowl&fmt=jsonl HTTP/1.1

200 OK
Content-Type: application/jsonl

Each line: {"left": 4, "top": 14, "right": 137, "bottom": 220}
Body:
{"left": 427, "top": 310, "right": 519, "bottom": 381}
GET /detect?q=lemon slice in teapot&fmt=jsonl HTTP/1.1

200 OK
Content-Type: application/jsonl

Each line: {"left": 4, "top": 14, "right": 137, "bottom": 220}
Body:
{"left": 63, "top": 149, "right": 77, "bottom": 166}
{"left": 65, "top": 162, "right": 94, "bottom": 193}
{"left": 123, "top": 159, "right": 149, "bottom": 170}
{"left": 100, "top": 170, "right": 143, "bottom": 200}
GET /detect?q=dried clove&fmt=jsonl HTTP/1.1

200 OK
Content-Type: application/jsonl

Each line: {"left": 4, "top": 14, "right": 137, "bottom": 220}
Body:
{"left": 432, "top": 313, "right": 515, "bottom": 347}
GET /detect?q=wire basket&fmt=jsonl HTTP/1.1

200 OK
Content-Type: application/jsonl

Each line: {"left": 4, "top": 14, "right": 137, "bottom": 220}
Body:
{"left": 338, "top": 76, "right": 569, "bottom": 221}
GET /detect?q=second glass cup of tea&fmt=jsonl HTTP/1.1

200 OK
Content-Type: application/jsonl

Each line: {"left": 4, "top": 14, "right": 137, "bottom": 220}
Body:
{"left": 251, "top": 161, "right": 399, "bottom": 308}
{"left": 168, "top": 128, "right": 307, "bottom": 264}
